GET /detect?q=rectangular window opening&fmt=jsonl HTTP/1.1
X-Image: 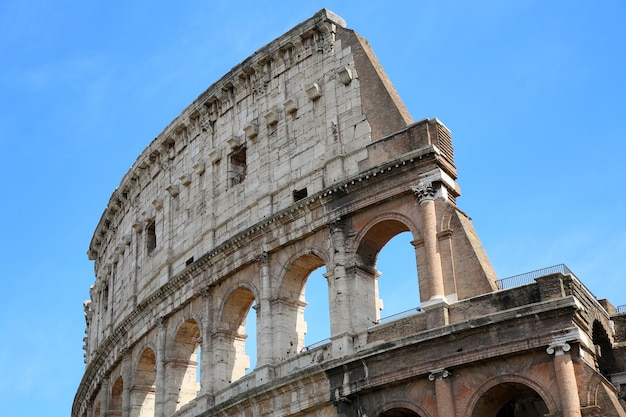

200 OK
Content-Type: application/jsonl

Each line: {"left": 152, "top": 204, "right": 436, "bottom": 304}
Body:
{"left": 146, "top": 220, "right": 157, "bottom": 254}
{"left": 102, "top": 285, "right": 109, "bottom": 312}
{"left": 293, "top": 187, "right": 308, "bottom": 202}
{"left": 229, "top": 145, "right": 247, "bottom": 186}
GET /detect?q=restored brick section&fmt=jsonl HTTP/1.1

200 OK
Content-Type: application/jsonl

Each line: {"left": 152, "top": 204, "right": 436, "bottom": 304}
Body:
{"left": 536, "top": 273, "right": 566, "bottom": 301}
{"left": 367, "top": 312, "right": 428, "bottom": 345}
{"left": 614, "top": 315, "right": 626, "bottom": 344}
{"left": 447, "top": 283, "right": 541, "bottom": 323}
{"left": 337, "top": 27, "right": 413, "bottom": 142}
{"left": 358, "top": 119, "right": 457, "bottom": 179}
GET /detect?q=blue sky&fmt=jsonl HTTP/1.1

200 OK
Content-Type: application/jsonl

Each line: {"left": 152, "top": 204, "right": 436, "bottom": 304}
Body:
{"left": 1, "top": 1, "right": 625, "bottom": 416}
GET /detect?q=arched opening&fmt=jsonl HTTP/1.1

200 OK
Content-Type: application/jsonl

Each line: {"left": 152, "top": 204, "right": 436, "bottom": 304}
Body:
{"left": 244, "top": 302, "right": 257, "bottom": 372}
{"left": 471, "top": 382, "right": 549, "bottom": 417}
{"left": 376, "top": 231, "right": 420, "bottom": 322}
{"left": 303, "top": 265, "right": 330, "bottom": 347}
{"left": 592, "top": 320, "right": 617, "bottom": 377}
{"left": 167, "top": 319, "right": 201, "bottom": 414}
{"left": 130, "top": 348, "right": 156, "bottom": 417}
{"left": 277, "top": 254, "right": 328, "bottom": 356}
{"left": 376, "top": 401, "right": 426, "bottom": 417}
{"left": 356, "top": 220, "right": 419, "bottom": 324}
{"left": 109, "top": 376, "right": 123, "bottom": 417}
{"left": 379, "top": 408, "right": 421, "bottom": 417}
{"left": 356, "top": 220, "right": 410, "bottom": 268}
{"left": 215, "top": 287, "right": 255, "bottom": 386}
{"left": 94, "top": 401, "right": 101, "bottom": 417}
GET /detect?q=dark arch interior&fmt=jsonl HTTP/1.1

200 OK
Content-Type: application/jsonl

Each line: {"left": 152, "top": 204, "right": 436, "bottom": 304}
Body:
{"left": 379, "top": 408, "right": 421, "bottom": 417}
{"left": 592, "top": 320, "right": 618, "bottom": 376}
{"left": 110, "top": 376, "right": 123, "bottom": 412}
{"left": 472, "top": 383, "right": 548, "bottom": 417}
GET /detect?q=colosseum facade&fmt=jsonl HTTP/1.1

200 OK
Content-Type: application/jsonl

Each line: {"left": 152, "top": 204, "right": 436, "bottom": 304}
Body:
{"left": 74, "top": 9, "right": 626, "bottom": 417}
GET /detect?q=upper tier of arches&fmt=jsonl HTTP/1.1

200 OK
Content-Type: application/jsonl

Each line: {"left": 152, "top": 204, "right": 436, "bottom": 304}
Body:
{"left": 83, "top": 9, "right": 425, "bottom": 355}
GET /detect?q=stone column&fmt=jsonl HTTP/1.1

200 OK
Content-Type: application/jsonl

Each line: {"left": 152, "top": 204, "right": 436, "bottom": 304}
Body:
{"left": 328, "top": 218, "right": 357, "bottom": 356}
{"left": 547, "top": 342, "right": 582, "bottom": 417}
{"left": 199, "top": 287, "right": 212, "bottom": 396}
{"left": 256, "top": 252, "right": 273, "bottom": 367}
{"left": 328, "top": 219, "right": 351, "bottom": 336}
{"left": 412, "top": 183, "right": 445, "bottom": 304}
{"left": 108, "top": 264, "right": 116, "bottom": 331}
{"left": 429, "top": 368, "right": 454, "bottom": 417}
{"left": 155, "top": 317, "right": 167, "bottom": 417}
{"left": 101, "top": 375, "right": 110, "bottom": 417}
{"left": 131, "top": 222, "right": 143, "bottom": 308}
{"left": 351, "top": 265, "right": 380, "bottom": 328}
{"left": 121, "top": 349, "right": 131, "bottom": 417}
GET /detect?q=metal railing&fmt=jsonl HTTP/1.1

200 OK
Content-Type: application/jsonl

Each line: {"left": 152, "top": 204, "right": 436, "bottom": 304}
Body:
{"left": 300, "top": 338, "right": 331, "bottom": 352}
{"left": 495, "top": 264, "right": 573, "bottom": 290}
{"left": 301, "top": 264, "right": 617, "bottom": 351}
{"left": 376, "top": 307, "right": 422, "bottom": 325}
{"left": 301, "top": 307, "right": 424, "bottom": 352}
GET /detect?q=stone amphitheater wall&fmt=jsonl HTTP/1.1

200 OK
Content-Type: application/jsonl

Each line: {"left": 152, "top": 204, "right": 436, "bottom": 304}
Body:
{"left": 76, "top": 8, "right": 500, "bottom": 413}
{"left": 75, "top": 9, "right": 626, "bottom": 417}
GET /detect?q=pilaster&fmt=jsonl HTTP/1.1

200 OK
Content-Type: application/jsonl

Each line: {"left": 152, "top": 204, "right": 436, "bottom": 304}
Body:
{"left": 328, "top": 219, "right": 352, "bottom": 336}
{"left": 121, "top": 348, "right": 131, "bottom": 417}
{"left": 101, "top": 375, "right": 109, "bottom": 417}
{"left": 256, "top": 252, "right": 274, "bottom": 367}
{"left": 155, "top": 317, "right": 166, "bottom": 417}
{"left": 429, "top": 368, "right": 455, "bottom": 417}
{"left": 199, "top": 287, "right": 213, "bottom": 397}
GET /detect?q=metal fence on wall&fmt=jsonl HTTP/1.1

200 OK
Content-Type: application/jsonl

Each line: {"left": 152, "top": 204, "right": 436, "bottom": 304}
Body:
{"left": 495, "top": 264, "right": 574, "bottom": 290}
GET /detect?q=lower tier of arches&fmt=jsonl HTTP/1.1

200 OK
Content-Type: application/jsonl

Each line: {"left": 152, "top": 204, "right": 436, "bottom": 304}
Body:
{"left": 85, "top": 340, "right": 625, "bottom": 417}
{"left": 81, "top": 291, "right": 626, "bottom": 417}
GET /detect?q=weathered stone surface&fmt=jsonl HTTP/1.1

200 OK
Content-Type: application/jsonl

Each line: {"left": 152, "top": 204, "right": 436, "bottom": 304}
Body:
{"left": 74, "top": 9, "right": 626, "bottom": 417}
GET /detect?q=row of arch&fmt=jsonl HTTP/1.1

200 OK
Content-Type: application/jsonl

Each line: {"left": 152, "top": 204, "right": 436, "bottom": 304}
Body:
{"left": 97, "top": 329, "right": 200, "bottom": 417}
{"left": 92, "top": 369, "right": 556, "bottom": 417}
{"left": 375, "top": 381, "right": 551, "bottom": 417}
{"left": 83, "top": 207, "right": 618, "bottom": 417}
{"left": 89, "top": 220, "right": 423, "bottom": 417}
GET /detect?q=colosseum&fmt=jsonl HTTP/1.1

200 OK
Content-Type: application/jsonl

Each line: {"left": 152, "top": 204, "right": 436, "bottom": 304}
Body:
{"left": 74, "top": 9, "right": 626, "bottom": 417}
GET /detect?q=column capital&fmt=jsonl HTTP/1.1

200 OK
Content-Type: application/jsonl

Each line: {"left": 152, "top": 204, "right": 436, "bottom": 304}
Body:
{"left": 547, "top": 341, "right": 571, "bottom": 356}
{"left": 200, "top": 285, "right": 212, "bottom": 299}
{"left": 327, "top": 217, "right": 344, "bottom": 233}
{"left": 412, "top": 182, "right": 436, "bottom": 204}
{"left": 255, "top": 251, "right": 271, "bottom": 265}
{"left": 428, "top": 368, "right": 450, "bottom": 381}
